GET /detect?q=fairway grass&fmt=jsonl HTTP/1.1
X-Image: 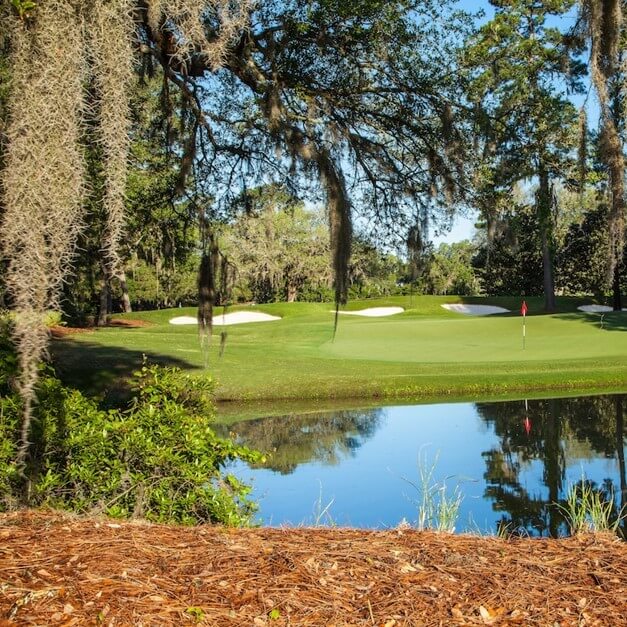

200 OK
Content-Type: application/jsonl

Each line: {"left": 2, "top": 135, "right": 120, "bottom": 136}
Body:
{"left": 51, "top": 295, "right": 627, "bottom": 404}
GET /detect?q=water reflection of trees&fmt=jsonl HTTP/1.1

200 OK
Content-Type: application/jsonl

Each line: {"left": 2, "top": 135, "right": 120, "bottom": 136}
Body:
{"left": 215, "top": 409, "right": 383, "bottom": 474}
{"left": 477, "top": 395, "right": 626, "bottom": 537}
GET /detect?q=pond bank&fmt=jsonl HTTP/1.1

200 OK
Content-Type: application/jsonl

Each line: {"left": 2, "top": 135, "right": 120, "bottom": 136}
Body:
{"left": 1, "top": 511, "right": 625, "bottom": 625}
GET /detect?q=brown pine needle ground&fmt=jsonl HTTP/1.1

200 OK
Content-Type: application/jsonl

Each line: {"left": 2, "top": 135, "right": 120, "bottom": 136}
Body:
{"left": 0, "top": 511, "right": 625, "bottom": 626}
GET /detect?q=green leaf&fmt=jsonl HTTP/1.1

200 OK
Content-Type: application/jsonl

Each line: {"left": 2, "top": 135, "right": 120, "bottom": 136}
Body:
{"left": 185, "top": 606, "right": 205, "bottom": 622}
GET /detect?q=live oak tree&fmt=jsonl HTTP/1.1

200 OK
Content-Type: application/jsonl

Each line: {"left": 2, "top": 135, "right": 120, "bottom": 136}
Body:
{"left": 1, "top": 0, "right": 468, "bottom": 470}
{"left": 348, "top": 235, "right": 405, "bottom": 299}
{"left": 426, "top": 241, "right": 480, "bottom": 296}
{"left": 220, "top": 185, "right": 332, "bottom": 303}
{"left": 140, "top": 0, "right": 471, "bottom": 303}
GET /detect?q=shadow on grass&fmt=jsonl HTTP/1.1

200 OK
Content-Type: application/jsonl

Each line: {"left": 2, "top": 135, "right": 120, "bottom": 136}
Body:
{"left": 553, "top": 312, "right": 627, "bottom": 332}
{"left": 51, "top": 338, "right": 201, "bottom": 407}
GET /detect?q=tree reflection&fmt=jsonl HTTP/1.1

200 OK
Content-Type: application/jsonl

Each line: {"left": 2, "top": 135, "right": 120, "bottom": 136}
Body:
{"left": 477, "top": 395, "right": 626, "bottom": 537}
{"left": 616, "top": 397, "right": 626, "bottom": 537}
{"left": 215, "top": 409, "right": 382, "bottom": 474}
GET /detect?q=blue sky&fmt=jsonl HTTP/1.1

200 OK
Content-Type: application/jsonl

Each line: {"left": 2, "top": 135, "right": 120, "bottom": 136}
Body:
{"left": 432, "top": 213, "right": 478, "bottom": 246}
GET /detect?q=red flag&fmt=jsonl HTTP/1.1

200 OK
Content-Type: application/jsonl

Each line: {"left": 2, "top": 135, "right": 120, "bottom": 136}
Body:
{"left": 521, "top": 300, "right": 528, "bottom": 316}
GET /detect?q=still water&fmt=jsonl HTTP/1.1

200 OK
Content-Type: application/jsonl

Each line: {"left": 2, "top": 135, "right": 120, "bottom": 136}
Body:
{"left": 218, "top": 394, "right": 627, "bottom": 536}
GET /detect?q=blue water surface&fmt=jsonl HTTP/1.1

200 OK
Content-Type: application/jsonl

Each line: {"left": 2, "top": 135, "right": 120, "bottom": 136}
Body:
{"left": 219, "top": 394, "right": 627, "bottom": 536}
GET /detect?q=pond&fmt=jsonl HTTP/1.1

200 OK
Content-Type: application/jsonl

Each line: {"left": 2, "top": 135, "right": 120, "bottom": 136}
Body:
{"left": 216, "top": 393, "right": 627, "bottom": 536}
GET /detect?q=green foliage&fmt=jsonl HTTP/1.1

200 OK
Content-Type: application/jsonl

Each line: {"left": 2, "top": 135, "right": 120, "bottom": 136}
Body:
{"left": 465, "top": 0, "right": 584, "bottom": 309}
{"left": 348, "top": 236, "right": 405, "bottom": 299}
{"left": 61, "top": 75, "right": 199, "bottom": 320}
{"left": 185, "top": 607, "right": 206, "bottom": 622}
{"left": 125, "top": 256, "right": 198, "bottom": 309}
{"left": 122, "top": 78, "right": 199, "bottom": 308}
{"left": 558, "top": 203, "right": 627, "bottom": 298}
{"left": 10, "top": 0, "right": 37, "bottom": 20}
{"left": 426, "top": 242, "right": 480, "bottom": 296}
{"left": 0, "top": 319, "right": 18, "bottom": 389}
{"left": 0, "top": 309, "right": 64, "bottom": 329}
{"left": 0, "top": 328, "right": 262, "bottom": 524}
{"left": 473, "top": 195, "right": 626, "bottom": 299}
{"left": 42, "top": 310, "right": 63, "bottom": 328}
{"left": 473, "top": 207, "right": 544, "bottom": 296}
{"left": 221, "top": 186, "right": 332, "bottom": 304}
{"left": 0, "top": 332, "right": 17, "bottom": 508}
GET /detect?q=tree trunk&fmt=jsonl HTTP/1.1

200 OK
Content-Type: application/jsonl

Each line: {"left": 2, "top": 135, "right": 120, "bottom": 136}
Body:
{"left": 616, "top": 396, "right": 626, "bottom": 538}
{"left": 545, "top": 399, "right": 562, "bottom": 538}
{"left": 537, "top": 164, "right": 556, "bottom": 312}
{"left": 612, "top": 264, "right": 622, "bottom": 311}
{"left": 118, "top": 270, "right": 132, "bottom": 313}
{"left": 286, "top": 283, "right": 297, "bottom": 302}
{"left": 541, "top": 230, "right": 556, "bottom": 312}
{"left": 97, "top": 263, "right": 111, "bottom": 326}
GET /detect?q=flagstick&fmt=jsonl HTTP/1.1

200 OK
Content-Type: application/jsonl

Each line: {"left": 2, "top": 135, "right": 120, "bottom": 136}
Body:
{"left": 523, "top": 313, "right": 526, "bottom": 350}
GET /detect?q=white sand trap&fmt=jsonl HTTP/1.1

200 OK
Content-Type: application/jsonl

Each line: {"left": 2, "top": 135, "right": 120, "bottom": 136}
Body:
{"left": 441, "top": 303, "right": 510, "bottom": 316}
{"left": 212, "top": 311, "right": 281, "bottom": 325}
{"left": 169, "top": 311, "right": 280, "bottom": 326}
{"left": 335, "top": 306, "right": 404, "bottom": 317}
{"left": 578, "top": 304, "right": 626, "bottom": 313}
{"left": 169, "top": 316, "right": 198, "bottom": 325}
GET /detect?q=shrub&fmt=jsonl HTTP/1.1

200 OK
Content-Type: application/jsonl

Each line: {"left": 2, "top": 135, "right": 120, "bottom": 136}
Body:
{"left": 0, "top": 320, "right": 21, "bottom": 510}
{"left": 42, "top": 310, "right": 64, "bottom": 328}
{"left": 0, "top": 332, "right": 262, "bottom": 525}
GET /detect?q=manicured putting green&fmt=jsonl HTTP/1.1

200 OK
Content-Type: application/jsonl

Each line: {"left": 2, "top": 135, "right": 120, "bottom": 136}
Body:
{"left": 52, "top": 295, "right": 627, "bottom": 403}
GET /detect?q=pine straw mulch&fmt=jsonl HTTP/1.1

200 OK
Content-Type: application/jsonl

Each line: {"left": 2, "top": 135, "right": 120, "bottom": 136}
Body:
{"left": 50, "top": 319, "right": 153, "bottom": 338}
{"left": 1, "top": 511, "right": 625, "bottom": 627}
{"left": 105, "top": 319, "right": 153, "bottom": 329}
{"left": 49, "top": 326, "right": 94, "bottom": 339}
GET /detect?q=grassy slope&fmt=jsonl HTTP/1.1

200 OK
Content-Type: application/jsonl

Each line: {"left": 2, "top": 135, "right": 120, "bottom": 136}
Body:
{"left": 51, "top": 295, "right": 627, "bottom": 403}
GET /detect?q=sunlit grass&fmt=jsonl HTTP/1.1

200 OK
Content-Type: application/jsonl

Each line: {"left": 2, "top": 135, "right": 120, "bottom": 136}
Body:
{"left": 51, "top": 295, "right": 627, "bottom": 403}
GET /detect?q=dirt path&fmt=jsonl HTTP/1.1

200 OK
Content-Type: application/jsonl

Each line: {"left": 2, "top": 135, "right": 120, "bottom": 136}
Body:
{"left": 0, "top": 511, "right": 625, "bottom": 626}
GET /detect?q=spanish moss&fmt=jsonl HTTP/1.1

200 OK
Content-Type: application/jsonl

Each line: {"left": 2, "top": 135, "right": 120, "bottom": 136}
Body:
{"left": 1, "top": 1, "right": 86, "bottom": 468}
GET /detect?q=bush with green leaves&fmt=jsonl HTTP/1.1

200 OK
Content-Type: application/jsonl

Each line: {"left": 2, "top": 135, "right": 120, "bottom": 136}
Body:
{"left": 0, "top": 320, "right": 20, "bottom": 510}
{"left": 0, "top": 329, "right": 262, "bottom": 525}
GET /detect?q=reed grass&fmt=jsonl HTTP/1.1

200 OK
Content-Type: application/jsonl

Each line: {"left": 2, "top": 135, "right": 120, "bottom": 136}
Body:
{"left": 404, "top": 450, "right": 463, "bottom": 533}
{"left": 559, "top": 477, "right": 626, "bottom": 535}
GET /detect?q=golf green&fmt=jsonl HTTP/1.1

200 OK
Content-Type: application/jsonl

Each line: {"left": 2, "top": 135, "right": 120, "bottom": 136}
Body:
{"left": 51, "top": 295, "right": 627, "bottom": 403}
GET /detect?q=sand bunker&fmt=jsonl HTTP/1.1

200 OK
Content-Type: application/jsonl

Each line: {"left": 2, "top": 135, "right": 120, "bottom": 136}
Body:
{"left": 169, "top": 311, "right": 281, "bottom": 326}
{"left": 577, "top": 304, "right": 624, "bottom": 313}
{"left": 169, "top": 316, "right": 198, "bottom": 325}
{"left": 335, "top": 307, "right": 404, "bottom": 317}
{"left": 441, "top": 304, "right": 510, "bottom": 316}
